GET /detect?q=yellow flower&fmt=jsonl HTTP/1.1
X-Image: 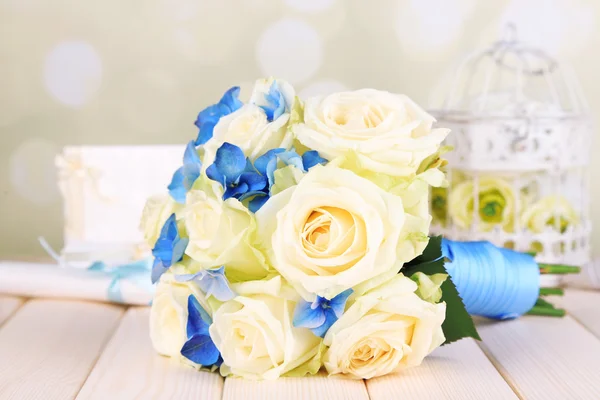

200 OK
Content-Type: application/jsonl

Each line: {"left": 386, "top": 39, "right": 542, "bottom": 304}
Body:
{"left": 448, "top": 177, "right": 516, "bottom": 231}
{"left": 139, "top": 194, "right": 179, "bottom": 247}
{"left": 209, "top": 276, "right": 322, "bottom": 380}
{"left": 149, "top": 274, "right": 214, "bottom": 358}
{"left": 202, "top": 78, "right": 295, "bottom": 166}
{"left": 323, "top": 274, "right": 445, "bottom": 379}
{"left": 255, "top": 164, "right": 430, "bottom": 301}
{"left": 293, "top": 89, "right": 449, "bottom": 177}
{"left": 521, "top": 195, "right": 579, "bottom": 233}
{"left": 431, "top": 187, "right": 448, "bottom": 225}
{"left": 183, "top": 177, "right": 269, "bottom": 282}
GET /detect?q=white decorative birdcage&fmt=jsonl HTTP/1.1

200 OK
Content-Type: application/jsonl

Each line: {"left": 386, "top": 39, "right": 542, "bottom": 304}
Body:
{"left": 431, "top": 25, "right": 592, "bottom": 266}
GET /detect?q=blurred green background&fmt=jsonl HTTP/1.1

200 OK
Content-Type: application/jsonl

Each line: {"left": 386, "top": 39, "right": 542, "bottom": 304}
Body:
{"left": 1, "top": 0, "right": 599, "bottom": 258}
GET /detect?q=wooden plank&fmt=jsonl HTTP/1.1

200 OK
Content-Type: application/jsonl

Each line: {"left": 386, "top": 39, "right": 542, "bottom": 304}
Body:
{"left": 0, "top": 299, "right": 123, "bottom": 400}
{"left": 222, "top": 372, "right": 369, "bottom": 400}
{"left": 554, "top": 289, "right": 600, "bottom": 338}
{"left": 0, "top": 296, "right": 24, "bottom": 326}
{"left": 366, "top": 339, "right": 518, "bottom": 400}
{"left": 477, "top": 315, "right": 600, "bottom": 399}
{"left": 77, "top": 307, "right": 223, "bottom": 400}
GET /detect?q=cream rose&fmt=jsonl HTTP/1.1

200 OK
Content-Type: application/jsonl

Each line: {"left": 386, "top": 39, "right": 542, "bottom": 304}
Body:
{"left": 293, "top": 89, "right": 449, "bottom": 177}
{"left": 323, "top": 274, "right": 446, "bottom": 379}
{"left": 183, "top": 178, "right": 268, "bottom": 281}
{"left": 256, "top": 165, "right": 430, "bottom": 301}
{"left": 202, "top": 78, "right": 295, "bottom": 166}
{"left": 209, "top": 276, "right": 322, "bottom": 380}
{"left": 149, "top": 274, "right": 213, "bottom": 358}
{"left": 139, "top": 194, "right": 178, "bottom": 247}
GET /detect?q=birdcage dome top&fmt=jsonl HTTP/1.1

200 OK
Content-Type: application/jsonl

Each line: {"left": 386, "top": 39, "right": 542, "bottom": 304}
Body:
{"left": 437, "top": 25, "right": 588, "bottom": 121}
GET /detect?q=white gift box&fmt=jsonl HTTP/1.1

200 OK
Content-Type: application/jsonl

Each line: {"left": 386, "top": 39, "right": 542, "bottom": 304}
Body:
{"left": 56, "top": 145, "right": 184, "bottom": 265}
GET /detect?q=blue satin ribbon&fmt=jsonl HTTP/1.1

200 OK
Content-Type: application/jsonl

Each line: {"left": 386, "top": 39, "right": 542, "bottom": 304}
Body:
{"left": 442, "top": 239, "right": 540, "bottom": 320}
{"left": 87, "top": 258, "right": 154, "bottom": 304}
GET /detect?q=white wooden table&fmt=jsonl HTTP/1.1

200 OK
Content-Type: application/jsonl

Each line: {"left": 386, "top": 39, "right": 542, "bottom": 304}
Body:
{"left": 0, "top": 290, "right": 599, "bottom": 400}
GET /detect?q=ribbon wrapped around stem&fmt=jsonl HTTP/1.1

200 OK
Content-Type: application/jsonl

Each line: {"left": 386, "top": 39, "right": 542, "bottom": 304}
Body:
{"left": 442, "top": 238, "right": 576, "bottom": 320}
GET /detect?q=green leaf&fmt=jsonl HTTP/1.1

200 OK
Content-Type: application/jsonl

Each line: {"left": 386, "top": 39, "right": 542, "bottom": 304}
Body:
{"left": 403, "top": 236, "right": 481, "bottom": 344}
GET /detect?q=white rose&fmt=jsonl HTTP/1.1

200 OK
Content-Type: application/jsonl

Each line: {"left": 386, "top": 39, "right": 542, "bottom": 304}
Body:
{"left": 256, "top": 165, "right": 430, "bottom": 301}
{"left": 293, "top": 89, "right": 449, "bottom": 177}
{"left": 183, "top": 179, "right": 268, "bottom": 281}
{"left": 209, "top": 276, "right": 322, "bottom": 380}
{"left": 139, "top": 194, "right": 178, "bottom": 247}
{"left": 203, "top": 78, "right": 295, "bottom": 166}
{"left": 323, "top": 274, "right": 446, "bottom": 379}
{"left": 149, "top": 274, "right": 213, "bottom": 358}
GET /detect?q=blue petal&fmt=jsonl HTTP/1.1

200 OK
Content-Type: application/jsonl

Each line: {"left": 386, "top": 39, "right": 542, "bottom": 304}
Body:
{"left": 168, "top": 142, "right": 202, "bottom": 203}
{"left": 329, "top": 289, "right": 353, "bottom": 318}
{"left": 194, "top": 87, "right": 243, "bottom": 145}
{"left": 293, "top": 300, "right": 327, "bottom": 329}
{"left": 183, "top": 141, "right": 202, "bottom": 166}
{"left": 310, "top": 309, "right": 337, "bottom": 338}
{"left": 152, "top": 238, "right": 174, "bottom": 263}
{"left": 219, "top": 86, "right": 244, "bottom": 112}
{"left": 171, "top": 237, "right": 188, "bottom": 266}
{"left": 238, "top": 172, "right": 267, "bottom": 192}
{"left": 254, "top": 148, "right": 285, "bottom": 176}
{"left": 199, "top": 267, "right": 236, "bottom": 301}
{"left": 181, "top": 334, "right": 220, "bottom": 366}
{"left": 206, "top": 163, "right": 225, "bottom": 187}
{"left": 223, "top": 182, "right": 248, "bottom": 200}
{"left": 302, "top": 150, "right": 327, "bottom": 170}
{"left": 187, "top": 295, "right": 212, "bottom": 337}
{"left": 161, "top": 214, "right": 179, "bottom": 240}
{"left": 151, "top": 214, "right": 187, "bottom": 271}
{"left": 182, "top": 163, "right": 201, "bottom": 191}
{"left": 248, "top": 195, "right": 269, "bottom": 213}
{"left": 259, "top": 82, "right": 285, "bottom": 122}
{"left": 277, "top": 150, "right": 304, "bottom": 171}
{"left": 194, "top": 104, "right": 223, "bottom": 145}
{"left": 151, "top": 258, "right": 169, "bottom": 284}
{"left": 213, "top": 143, "right": 246, "bottom": 184}
{"left": 174, "top": 272, "right": 202, "bottom": 282}
{"left": 167, "top": 167, "right": 187, "bottom": 203}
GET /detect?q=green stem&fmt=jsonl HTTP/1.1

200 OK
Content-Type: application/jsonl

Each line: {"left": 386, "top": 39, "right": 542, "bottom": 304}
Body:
{"left": 539, "top": 264, "right": 581, "bottom": 274}
{"left": 524, "top": 251, "right": 537, "bottom": 257}
{"left": 527, "top": 306, "right": 566, "bottom": 317}
{"left": 539, "top": 287, "right": 564, "bottom": 296}
{"left": 535, "top": 297, "right": 554, "bottom": 308}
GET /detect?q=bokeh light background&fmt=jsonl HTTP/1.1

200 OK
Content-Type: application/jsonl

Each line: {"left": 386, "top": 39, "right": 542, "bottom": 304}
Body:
{"left": 1, "top": 0, "right": 599, "bottom": 258}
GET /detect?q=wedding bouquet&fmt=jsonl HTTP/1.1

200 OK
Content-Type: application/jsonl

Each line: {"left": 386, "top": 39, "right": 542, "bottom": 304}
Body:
{"left": 142, "top": 77, "right": 480, "bottom": 380}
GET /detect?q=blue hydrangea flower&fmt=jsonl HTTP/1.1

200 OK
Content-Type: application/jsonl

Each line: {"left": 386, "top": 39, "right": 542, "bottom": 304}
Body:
{"left": 258, "top": 82, "right": 286, "bottom": 122}
{"left": 293, "top": 289, "right": 353, "bottom": 338}
{"left": 255, "top": 149, "right": 327, "bottom": 187}
{"left": 168, "top": 141, "right": 202, "bottom": 203}
{"left": 175, "top": 266, "right": 235, "bottom": 301}
{"left": 181, "top": 295, "right": 222, "bottom": 366}
{"left": 151, "top": 214, "right": 188, "bottom": 284}
{"left": 249, "top": 148, "right": 327, "bottom": 213}
{"left": 206, "top": 142, "right": 268, "bottom": 203}
{"left": 195, "top": 86, "right": 243, "bottom": 145}
{"left": 301, "top": 150, "right": 328, "bottom": 170}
